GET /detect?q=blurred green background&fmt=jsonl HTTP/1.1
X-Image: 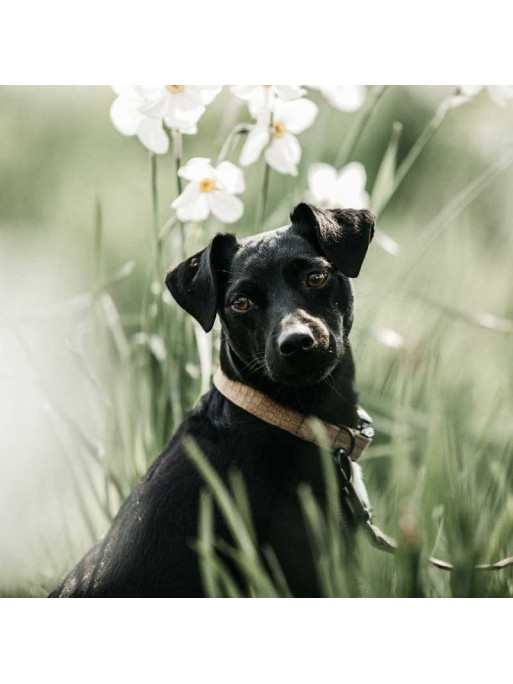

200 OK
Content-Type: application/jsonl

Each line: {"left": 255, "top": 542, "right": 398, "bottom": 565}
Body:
{"left": 1, "top": 85, "right": 513, "bottom": 597}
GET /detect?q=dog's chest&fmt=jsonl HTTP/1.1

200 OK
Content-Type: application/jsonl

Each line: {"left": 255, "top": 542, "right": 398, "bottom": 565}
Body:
{"left": 233, "top": 436, "right": 344, "bottom": 596}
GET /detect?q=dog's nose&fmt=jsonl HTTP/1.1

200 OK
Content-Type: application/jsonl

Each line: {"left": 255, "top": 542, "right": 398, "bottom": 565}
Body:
{"left": 278, "top": 330, "right": 315, "bottom": 357}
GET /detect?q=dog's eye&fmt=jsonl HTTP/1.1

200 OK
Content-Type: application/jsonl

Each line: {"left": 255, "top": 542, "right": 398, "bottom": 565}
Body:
{"left": 306, "top": 272, "right": 328, "bottom": 288}
{"left": 232, "top": 296, "right": 254, "bottom": 312}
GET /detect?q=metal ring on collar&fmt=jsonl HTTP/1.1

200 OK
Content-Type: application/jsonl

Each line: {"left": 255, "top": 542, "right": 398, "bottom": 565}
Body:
{"left": 335, "top": 425, "right": 355, "bottom": 458}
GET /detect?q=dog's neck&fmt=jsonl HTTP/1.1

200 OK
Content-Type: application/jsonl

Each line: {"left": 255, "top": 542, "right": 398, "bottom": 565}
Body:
{"left": 219, "top": 334, "right": 360, "bottom": 428}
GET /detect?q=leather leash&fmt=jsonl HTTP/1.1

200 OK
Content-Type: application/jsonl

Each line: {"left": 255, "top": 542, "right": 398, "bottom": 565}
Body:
{"left": 213, "top": 368, "right": 513, "bottom": 572}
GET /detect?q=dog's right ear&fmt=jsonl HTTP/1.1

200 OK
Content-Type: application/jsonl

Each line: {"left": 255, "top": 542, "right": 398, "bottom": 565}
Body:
{"left": 165, "top": 233, "right": 238, "bottom": 333}
{"left": 291, "top": 203, "right": 375, "bottom": 278}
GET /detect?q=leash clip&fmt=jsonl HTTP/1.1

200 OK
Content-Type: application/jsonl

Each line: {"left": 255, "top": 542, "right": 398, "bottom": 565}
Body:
{"left": 334, "top": 448, "right": 353, "bottom": 486}
{"left": 334, "top": 447, "right": 373, "bottom": 526}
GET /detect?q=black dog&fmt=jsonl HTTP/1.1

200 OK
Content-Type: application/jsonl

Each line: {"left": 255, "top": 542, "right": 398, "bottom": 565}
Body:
{"left": 50, "top": 203, "right": 374, "bottom": 597}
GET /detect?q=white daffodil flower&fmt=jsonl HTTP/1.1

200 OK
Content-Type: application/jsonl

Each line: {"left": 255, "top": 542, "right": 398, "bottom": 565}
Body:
{"left": 459, "top": 85, "right": 513, "bottom": 106}
{"left": 171, "top": 158, "right": 245, "bottom": 224}
{"left": 308, "top": 162, "right": 370, "bottom": 209}
{"left": 240, "top": 98, "right": 318, "bottom": 176}
{"left": 110, "top": 85, "right": 221, "bottom": 154}
{"left": 311, "top": 85, "right": 366, "bottom": 112}
{"left": 231, "top": 85, "right": 306, "bottom": 117}
{"left": 143, "top": 85, "right": 222, "bottom": 128}
{"left": 307, "top": 161, "right": 400, "bottom": 256}
{"left": 110, "top": 86, "right": 171, "bottom": 154}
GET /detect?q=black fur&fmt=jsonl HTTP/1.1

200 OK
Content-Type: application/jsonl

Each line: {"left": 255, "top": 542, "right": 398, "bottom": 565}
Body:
{"left": 50, "top": 204, "right": 375, "bottom": 597}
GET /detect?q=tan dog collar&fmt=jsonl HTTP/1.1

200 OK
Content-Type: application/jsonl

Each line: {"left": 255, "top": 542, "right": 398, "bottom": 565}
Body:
{"left": 213, "top": 368, "right": 374, "bottom": 461}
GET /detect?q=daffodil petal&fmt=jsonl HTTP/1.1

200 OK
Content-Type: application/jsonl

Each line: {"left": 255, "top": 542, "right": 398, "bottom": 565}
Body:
{"left": 136, "top": 117, "right": 169, "bottom": 154}
{"left": 140, "top": 89, "right": 169, "bottom": 118}
{"left": 249, "top": 93, "right": 277, "bottom": 117}
{"left": 239, "top": 123, "right": 271, "bottom": 166}
{"left": 273, "top": 85, "right": 306, "bottom": 101}
{"left": 198, "top": 86, "right": 222, "bottom": 105}
{"left": 215, "top": 161, "right": 245, "bottom": 194}
{"left": 172, "top": 183, "right": 210, "bottom": 222}
{"left": 165, "top": 106, "right": 205, "bottom": 129}
{"left": 275, "top": 98, "right": 318, "bottom": 134}
{"left": 308, "top": 163, "right": 340, "bottom": 206}
{"left": 319, "top": 86, "right": 366, "bottom": 112}
{"left": 112, "top": 84, "right": 133, "bottom": 97}
{"left": 171, "top": 181, "right": 200, "bottom": 209}
{"left": 232, "top": 85, "right": 304, "bottom": 114}
{"left": 232, "top": 86, "right": 276, "bottom": 117}
{"left": 209, "top": 191, "right": 244, "bottom": 223}
{"left": 110, "top": 96, "right": 145, "bottom": 135}
{"left": 179, "top": 88, "right": 205, "bottom": 107}
{"left": 179, "top": 122, "right": 198, "bottom": 135}
{"left": 178, "top": 158, "right": 214, "bottom": 182}
{"left": 265, "top": 133, "right": 301, "bottom": 176}
{"left": 335, "top": 162, "right": 369, "bottom": 209}
{"left": 171, "top": 91, "right": 205, "bottom": 116}
{"left": 231, "top": 85, "right": 260, "bottom": 101}
{"left": 486, "top": 85, "right": 513, "bottom": 106}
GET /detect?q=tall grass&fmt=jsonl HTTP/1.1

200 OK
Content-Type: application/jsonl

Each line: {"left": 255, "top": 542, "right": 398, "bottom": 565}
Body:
{"left": 1, "top": 86, "right": 513, "bottom": 597}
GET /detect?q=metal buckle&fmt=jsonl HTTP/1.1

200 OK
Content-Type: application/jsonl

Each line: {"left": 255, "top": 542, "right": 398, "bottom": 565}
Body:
{"left": 360, "top": 423, "right": 375, "bottom": 439}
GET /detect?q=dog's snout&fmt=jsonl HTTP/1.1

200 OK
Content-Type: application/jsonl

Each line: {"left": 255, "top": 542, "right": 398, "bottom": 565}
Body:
{"left": 269, "top": 311, "right": 332, "bottom": 383}
{"left": 278, "top": 329, "right": 315, "bottom": 357}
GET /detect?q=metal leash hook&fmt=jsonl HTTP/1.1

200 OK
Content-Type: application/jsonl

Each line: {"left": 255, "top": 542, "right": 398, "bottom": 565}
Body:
{"left": 334, "top": 446, "right": 353, "bottom": 487}
{"left": 333, "top": 445, "right": 373, "bottom": 526}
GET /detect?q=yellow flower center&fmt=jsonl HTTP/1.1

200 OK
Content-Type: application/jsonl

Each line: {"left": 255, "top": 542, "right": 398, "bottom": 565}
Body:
{"left": 272, "top": 121, "right": 286, "bottom": 139}
{"left": 198, "top": 178, "right": 216, "bottom": 193}
{"left": 166, "top": 85, "right": 184, "bottom": 94}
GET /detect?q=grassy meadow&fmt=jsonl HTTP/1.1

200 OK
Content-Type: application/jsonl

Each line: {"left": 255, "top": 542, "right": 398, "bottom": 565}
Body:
{"left": 1, "top": 85, "right": 513, "bottom": 597}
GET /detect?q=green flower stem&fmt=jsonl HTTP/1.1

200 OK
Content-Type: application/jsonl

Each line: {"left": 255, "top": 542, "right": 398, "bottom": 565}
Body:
{"left": 171, "top": 128, "right": 186, "bottom": 259}
{"left": 216, "top": 123, "right": 251, "bottom": 164}
{"left": 169, "top": 128, "right": 190, "bottom": 418}
{"left": 140, "top": 153, "right": 162, "bottom": 336}
{"left": 258, "top": 161, "right": 271, "bottom": 230}
{"left": 150, "top": 153, "right": 161, "bottom": 273}
{"left": 335, "top": 85, "right": 388, "bottom": 168}
{"left": 171, "top": 128, "right": 183, "bottom": 194}
{"left": 148, "top": 153, "right": 164, "bottom": 337}
{"left": 257, "top": 113, "right": 273, "bottom": 229}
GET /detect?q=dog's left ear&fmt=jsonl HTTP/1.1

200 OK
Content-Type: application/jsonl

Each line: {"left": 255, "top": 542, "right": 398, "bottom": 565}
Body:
{"left": 165, "top": 233, "right": 238, "bottom": 332}
{"left": 291, "top": 203, "right": 375, "bottom": 278}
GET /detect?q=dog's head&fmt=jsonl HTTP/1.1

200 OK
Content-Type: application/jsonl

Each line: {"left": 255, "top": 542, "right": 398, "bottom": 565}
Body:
{"left": 166, "top": 203, "right": 374, "bottom": 387}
